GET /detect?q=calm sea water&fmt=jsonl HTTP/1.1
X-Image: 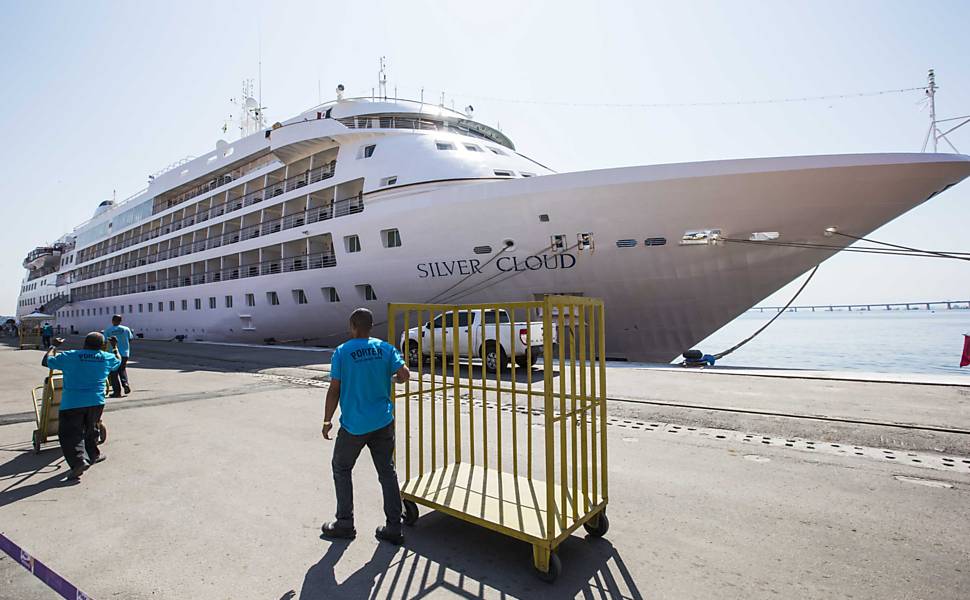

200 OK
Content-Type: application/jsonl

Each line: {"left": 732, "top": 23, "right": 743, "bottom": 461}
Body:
{"left": 690, "top": 310, "right": 970, "bottom": 376}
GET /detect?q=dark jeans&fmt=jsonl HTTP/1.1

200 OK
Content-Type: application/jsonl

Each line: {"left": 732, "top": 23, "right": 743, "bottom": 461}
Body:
{"left": 109, "top": 357, "right": 129, "bottom": 394}
{"left": 332, "top": 421, "right": 402, "bottom": 531}
{"left": 41, "top": 335, "right": 51, "bottom": 348}
{"left": 58, "top": 404, "right": 104, "bottom": 471}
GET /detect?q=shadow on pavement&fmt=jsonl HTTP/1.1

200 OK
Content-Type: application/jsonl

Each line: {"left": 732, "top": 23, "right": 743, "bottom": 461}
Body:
{"left": 0, "top": 449, "right": 71, "bottom": 508}
{"left": 294, "top": 511, "right": 643, "bottom": 600}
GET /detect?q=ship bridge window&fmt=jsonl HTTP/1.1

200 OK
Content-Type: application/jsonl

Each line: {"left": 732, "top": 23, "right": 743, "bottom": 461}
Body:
{"left": 267, "top": 291, "right": 280, "bottom": 306}
{"left": 322, "top": 287, "right": 340, "bottom": 302}
{"left": 358, "top": 144, "right": 376, "bottom": 159}
{"left": 464, "top": 144, "right": 482, "bottom": 152}
{"left": 209, "top": 297, "right": 217, "bottom": 309}
{"left": 435, "top": 141, "right": 456, "bottom": 151}
{"left": 488, "top": 146, "right": 507, "bottom": 156}
{"left": 381, "top": 228, "right": 402, "bottom": 248}
{"left": 380, "top": 176, "right": 397, "bottom": 187}
{"left": 245, "top": 293, "right": 255, "bottom": 307}
{"left": 293, "top": 289, "right": 309, "bottom": 304}
{"left": 494, "top": 170, "right": 514, "bottom": 177}
{"left": 182, "top": 300, "right": 188, "bottom": 310}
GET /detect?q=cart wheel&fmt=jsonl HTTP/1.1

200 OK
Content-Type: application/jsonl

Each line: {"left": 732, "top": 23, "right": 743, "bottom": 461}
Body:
{"left": 98, "top": 422, "right": 108, "bottom": 444}
{"left": 402, "top": 499, "right": 419, "bottom": 526}
{"left": 583, "top": 511, "right": 610, "bottom": 537}
{"left": 535, "top": 552, "right": 561, "bottom": 583}
{"left": 32, "top": 430, "right": 41, "bottom": 454}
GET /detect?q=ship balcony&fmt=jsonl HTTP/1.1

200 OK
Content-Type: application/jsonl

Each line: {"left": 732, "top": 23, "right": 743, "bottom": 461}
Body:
{"left": 23, "top": 247, "right": 60, "bottom": 270}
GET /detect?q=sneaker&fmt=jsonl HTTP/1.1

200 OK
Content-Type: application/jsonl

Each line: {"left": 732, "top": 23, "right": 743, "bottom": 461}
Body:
{"left": 320, "top": 521, "right": 356, "bottom": 539}
{"left": 92, "top": 454, "right": 107, "bottom": 464}
{"left": 65, "top": 465, "right": 86, "bottom": 481}
{"left": 123, "top": 384, "right": 131, "bottom": 395}
{"left": 375, "top": 526, "right": 404, "bottom": 545}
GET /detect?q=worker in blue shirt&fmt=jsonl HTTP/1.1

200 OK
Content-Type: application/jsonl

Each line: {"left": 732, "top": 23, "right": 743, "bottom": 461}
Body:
{"left": 321, "top": 308, "right": 410, "bottom": 545}
{"left": 103, "top": 314, "right": 133, "bottom": 396}
{"left": 41, "top": 322, "right": 53, "bottom": 348}
{"left": 43, "top": 332, "right": 121, "bottom": 482}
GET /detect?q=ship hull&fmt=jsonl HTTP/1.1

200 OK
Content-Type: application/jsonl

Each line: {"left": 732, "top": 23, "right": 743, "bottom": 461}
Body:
{"left": 38, "top": 153, "right": 970, "bottom": 362}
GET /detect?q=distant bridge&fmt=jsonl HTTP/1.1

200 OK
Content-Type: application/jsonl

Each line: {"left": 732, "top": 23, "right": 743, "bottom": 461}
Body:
{"left": 751, "top": 300, "right": 970, "bottom": 313}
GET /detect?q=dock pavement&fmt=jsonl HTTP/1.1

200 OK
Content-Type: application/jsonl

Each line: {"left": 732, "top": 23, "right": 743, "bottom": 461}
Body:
{"left": 1, "top": 337, "right": 968, "bottom": 599}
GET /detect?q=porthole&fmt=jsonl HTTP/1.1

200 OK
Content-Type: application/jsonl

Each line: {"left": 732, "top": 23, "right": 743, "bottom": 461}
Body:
{"left": 502, "top": 239, "right": 516, "bottom": 252}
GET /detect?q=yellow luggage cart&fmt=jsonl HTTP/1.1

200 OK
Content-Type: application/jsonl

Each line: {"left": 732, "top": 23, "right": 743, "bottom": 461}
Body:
{"left": 30, "top": 371, "right": 108, "bottom": 454}
{"left": 30, "top": 372, "right": 63, "bottom": 453}
{"left": 388, "top": 295, "right": 609, "bottom": 583}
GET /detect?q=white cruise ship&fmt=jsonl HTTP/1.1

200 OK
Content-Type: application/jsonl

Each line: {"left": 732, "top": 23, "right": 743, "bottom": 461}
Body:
{"left": 15, "top": 91, "right": 970, "bottom": 362}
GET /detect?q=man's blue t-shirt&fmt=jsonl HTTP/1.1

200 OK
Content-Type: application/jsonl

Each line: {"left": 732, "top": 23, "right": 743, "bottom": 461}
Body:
{"left": 46, "top": 350, "right": 121, "bottom": 411}
{"left": 103, "top": 325, "right": 133, "bottom": 357}
{"left": 41, "top": 325, "right": 53, "bottom": 337}
{"left": 330, "top": 337, "right": 405, "bottom": 435}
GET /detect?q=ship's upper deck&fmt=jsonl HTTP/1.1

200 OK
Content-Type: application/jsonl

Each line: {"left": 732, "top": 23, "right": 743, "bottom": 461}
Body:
{"left": 64, "top": 96, "right": 521, "bottom": 251}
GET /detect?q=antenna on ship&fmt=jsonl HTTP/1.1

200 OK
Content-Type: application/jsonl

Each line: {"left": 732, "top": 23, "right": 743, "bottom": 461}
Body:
{"left": 378, "top": 56, "right": 388, "bottom": 100}
{"left": 232, "top": 79, "right": 267, "bottom": 139}
{"left": 921, "top": 69, "right": 969, "bottom": 153}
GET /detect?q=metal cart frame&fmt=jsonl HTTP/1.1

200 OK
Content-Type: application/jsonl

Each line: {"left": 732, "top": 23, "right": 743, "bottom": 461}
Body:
{"left": 388, "top": 295, "right": 609, "bottom": 582}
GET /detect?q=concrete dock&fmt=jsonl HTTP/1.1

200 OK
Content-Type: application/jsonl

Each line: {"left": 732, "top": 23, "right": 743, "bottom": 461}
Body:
{"left": 1, "top": 337, "right": 968, "bottom": 599}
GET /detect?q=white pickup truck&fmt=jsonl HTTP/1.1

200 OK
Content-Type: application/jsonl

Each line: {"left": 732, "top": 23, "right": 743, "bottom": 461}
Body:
{"left": 400, "top": 309, "right": 545, "bottom": 372}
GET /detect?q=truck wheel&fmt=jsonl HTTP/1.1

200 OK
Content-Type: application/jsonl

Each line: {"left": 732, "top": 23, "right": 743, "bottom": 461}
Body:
{"left": 482, "top": 342, "right": 508, "bottom": 374}
{"left": 515, "top": 353, "right": 536, "bottom": 370}
{"left": 402, "top": 341, "right": 421, "bottom": 367}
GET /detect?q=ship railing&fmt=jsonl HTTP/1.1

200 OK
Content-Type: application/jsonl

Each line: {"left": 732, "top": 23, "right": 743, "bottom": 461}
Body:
{"left": 76, "top": 162, "right": 337, "bottom": 264}
{"left": 69, "top": 252, "right": 337, "bottom": 302}
{"left": 71, "top": 195, "right": 361, "bottom": 283}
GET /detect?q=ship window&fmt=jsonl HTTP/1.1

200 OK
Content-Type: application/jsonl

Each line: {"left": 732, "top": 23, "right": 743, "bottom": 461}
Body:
{"left": 473, "top": 245, "right": 492, "bottom": 254}
{"left": 356, "top": 284, "right": 377, "bottom": 301}
{"left": 120, "top": 305, "right": 125, "bottom": 314}
{"left": 464, "top": 144, "right": 482, "bottom": 152}
{"left": 267, "top": 291, "right": 280, "bottom": 306}
{"left": 359, "top": 144, "right": 376, "bottom": 159}
{"left": 381, "top": 228, "right": 402, "bottom": 248}
{"left": 182, "top": 300, "right": 188, "bottom": 310}
{"left": 129, "top": 305, "right": 133, "bottom": 313}
{"left": 435, "top": 141, "right": 456, "bottom": 151}
{"left": 209, "top": 297, "right": 217, "bottom": 309}
{"left": 195, "top": 298, "right": 202, "bottom": 310}
{"left": 488, "top": 146, "right": 507, "bottom": 155}
{"left": 148, "top": 303, "right": 153, "bottom": 313}
{"left": 322, "top": 287, "right": 340, "bottom": 302}
{"left": 157, "top": 302, "right": 163, "bottom": 312}
{"left": 225, "top": 295, "right": 233, "bottom": 308}
{"left": 494, "top": 170, "right": 514, "bottom": 177}
{"left": 616, "top": 239, "right": 637, "bottom": 248}
{"left": 139, "top": 304, "right": 143, "bottom": 313}
{"left": 344, "top": 235, "right": 361, "bottom": 253}
{"left": 521, "top": 172, "right": 535, "bottom": 177}
{"left": 380, "top": 176, "right": 398, "bottom": 187}
{"left": 245, "top": 293, "right": 255, "bottom": 307}
{"left": 644, "top": 237, "right": 667, "bottom": 247}
{"left": 169, "top": 301, "right": 175, "bottom": 311}
{"left": 293, "top": 289, "right": 309, "bottom": 304}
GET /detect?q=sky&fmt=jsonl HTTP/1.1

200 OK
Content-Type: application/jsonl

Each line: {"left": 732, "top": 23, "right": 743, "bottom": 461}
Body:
{"left": 1, "top": 0, "right": 969, "bottom": 315}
